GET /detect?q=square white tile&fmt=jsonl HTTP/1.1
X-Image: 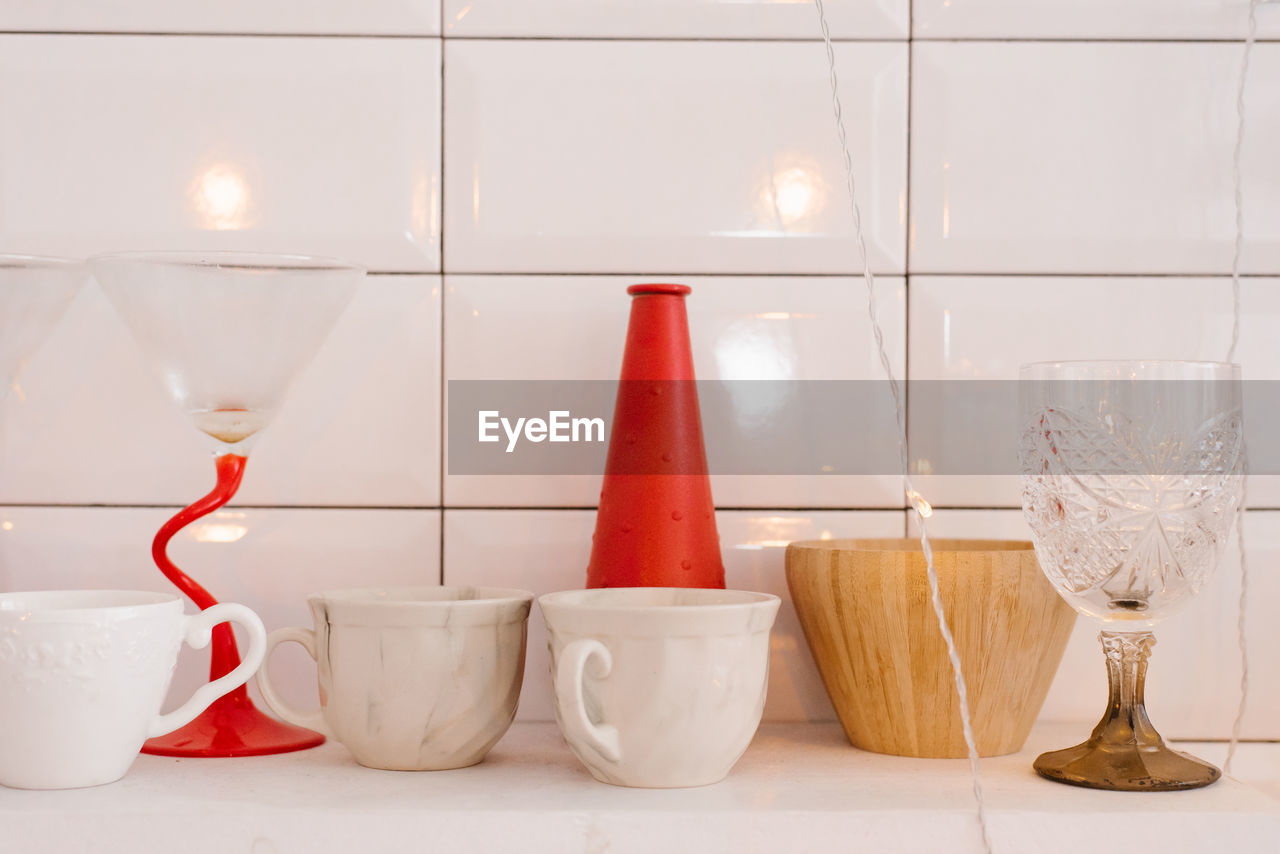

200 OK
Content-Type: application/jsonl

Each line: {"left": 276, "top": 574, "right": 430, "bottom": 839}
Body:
{"left": 443, "top": 0, "right": 907, "bottom": 39}
{"left": 910, "top": 42, "right": 1280, "bottom": 274}
{"left": 0, "top": 35, "right": 441, "bottom": 271}
{"left": 443, "top": 507, "right": 905, "bottom": 722}
{"left": 913, "top": 0, "right": 1280, "bottom": 39}
{"left": 0, "top": 506, "right": 442, "bottom": 721}
{"left": 444, "top": 40, "right": 907, "bottom": 275}
{"left": 907, "top": 276, "right": 1280, "bottom": 508}
{"left": 0, "top": 1, "right": 442, "bottom": 35}
{"left": 444, "top": 275, "right": 905, "bottom": 508}
{"left": 1, "top": 275, "right": 441, "bottom": 507}
{"left": 911, "top": 509, "right": 1280, "bottom": 740}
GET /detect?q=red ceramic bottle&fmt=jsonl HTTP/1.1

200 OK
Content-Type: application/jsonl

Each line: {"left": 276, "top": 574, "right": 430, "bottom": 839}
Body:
{"left": 585, "top": 284, "right": 725, "bottom": 589}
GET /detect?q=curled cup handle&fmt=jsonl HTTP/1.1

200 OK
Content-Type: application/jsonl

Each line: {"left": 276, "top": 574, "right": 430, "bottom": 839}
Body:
{"left": 254, "top": 626, "right": 330, "bottom": 737}
{"left": 555, "top": 638, "right": 621, "bottom": 763}
{"left": 148, "top": 603, "right": 267, "bottom": 739}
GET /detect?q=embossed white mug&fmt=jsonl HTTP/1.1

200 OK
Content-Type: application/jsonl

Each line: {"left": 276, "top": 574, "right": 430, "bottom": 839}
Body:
{"left": 540, "top": 587, "right": 780, "bottom": 788}
{"left": 257, "top": 586, "right": 534, "bottom": 771}
{"left": 0, "top": 590, "right": 266, "bottom": 789}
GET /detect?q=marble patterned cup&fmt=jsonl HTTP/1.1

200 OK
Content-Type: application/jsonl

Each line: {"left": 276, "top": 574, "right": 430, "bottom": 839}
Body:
{"left": 539, "top": 587, "right": 780, "bottom": 788}
{"left": 257, "top": 586, "right": 534, "bottom": 771}
{"left": 0, "top": 590, "right": 266, "bottom": 790}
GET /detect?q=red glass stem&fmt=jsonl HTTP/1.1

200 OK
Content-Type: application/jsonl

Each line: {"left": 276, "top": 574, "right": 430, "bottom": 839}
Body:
{"left": 153, "top": 453, "right": 247, "bottom": 681}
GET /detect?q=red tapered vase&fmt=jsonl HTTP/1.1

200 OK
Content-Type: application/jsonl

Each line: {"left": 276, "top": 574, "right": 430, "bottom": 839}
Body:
{"left": 586, "top": 284, "right": 725, "bottom": 589}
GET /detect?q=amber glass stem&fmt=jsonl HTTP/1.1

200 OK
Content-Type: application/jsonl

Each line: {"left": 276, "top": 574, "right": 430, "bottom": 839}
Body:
{"left": 1092, "top": 630, "right": 1160, "bottom": 748}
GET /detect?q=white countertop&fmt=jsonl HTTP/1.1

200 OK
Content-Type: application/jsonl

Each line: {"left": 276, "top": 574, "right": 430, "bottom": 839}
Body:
{"left": 7, "top": 722, "right": 1279, "bottom": 854}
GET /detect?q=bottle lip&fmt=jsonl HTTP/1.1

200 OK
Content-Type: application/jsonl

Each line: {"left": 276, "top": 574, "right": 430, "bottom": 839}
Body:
{"left": 627, "top": 283, "right": 691, "bottom": 297}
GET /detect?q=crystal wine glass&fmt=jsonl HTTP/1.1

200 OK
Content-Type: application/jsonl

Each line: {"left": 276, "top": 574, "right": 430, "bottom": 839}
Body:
{"left": 91, "top": 251, "right": 362, "bottom": 757}
{"left": 1019, "top": 360, "right": 1243, "bottom": 790}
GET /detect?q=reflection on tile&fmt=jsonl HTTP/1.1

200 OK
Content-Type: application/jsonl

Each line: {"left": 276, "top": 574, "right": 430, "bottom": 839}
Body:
{"left": 0, "top": 1, "right": 442, "bottom": 34}
{"left": 913, "top": 509, "right": 1280, "bottom": 739}
{"left": 1, "top": 276, "right": 441, "bottom": 507}
{"left": 0, "top": 35, "right": 440, "bottom": 271}
{"left": 914, "top": 0, "right": 1280, "bottom": 39}
{"left": 0, "top": 506, "right": 441, "bottom": 718}
{"left": 443, "top": 508, "right": 905, "bottom": 722}
{"left": 907, "top": 276, "right": 1280, "bottom": 508}
{"left": 444, "top": 0, "right": 907, "bottom": 39}
{"left": 444, "top": 40, "right": 907, "bottom": 274}
{"left": 910, "top": 42, "right": 1280, "bottom": 274}
{"left": 444, "top": 275, "right": 905, "bottom": 508}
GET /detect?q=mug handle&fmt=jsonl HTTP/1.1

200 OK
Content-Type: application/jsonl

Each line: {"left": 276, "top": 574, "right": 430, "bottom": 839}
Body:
{"left": 148, "top": 603, "right": 268, "bottom": 738}
{"left": 555, "top": 638, "right": 621, "bottom": 763}
{"left": 255, "top": 626, "right": 330, "bottom": 736}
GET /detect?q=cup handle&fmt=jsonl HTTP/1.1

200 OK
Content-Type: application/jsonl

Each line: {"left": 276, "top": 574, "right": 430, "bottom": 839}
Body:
{"left": 147, "top": 603, "right": 268, "bottom": 738}
{"left": 255, "top": 626, "right": 330, "bottom": 736}
{"left": 555, "top": 638, "right": 621, "bottom": 763}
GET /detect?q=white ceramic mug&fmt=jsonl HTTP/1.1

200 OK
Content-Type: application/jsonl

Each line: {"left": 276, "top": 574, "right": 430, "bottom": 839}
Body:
{"left": 257, "top": 586, "right": 534, "bottom": 771}
{"left": 0, "top": 590, "right": 266, "bottom": 789}
{"left": 539, "top": 587, "right": 780, "bottom": 788}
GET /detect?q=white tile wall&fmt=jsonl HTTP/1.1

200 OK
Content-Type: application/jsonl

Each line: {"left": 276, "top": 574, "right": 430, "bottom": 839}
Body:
{"left": 913, "top": 509, "right": 1280, "bottom": 741}
{"left": 0, "top": 10, "right": 1277, "bottom": 743}
{"left": 443, "top": 0, "right": 908, "bottom": 39}
{"left": 1, "top": 275, "right": 441, "bottom": 506}
{"left": 908, "top": 276, "right": 1280, "bottom": 508}
{"left": 0, "top": 506, "right": 441, "bottom": 716}
{"left": 0, "top": 2, "right": 442, "bottom": 35}
{"left": 910, "top": 42, "right": 1280, "bottom": 274}
{"left": 913, "top": 0, "right": 1280, "bottom": 40}
{"left": 443, "top": 39, "right": 908, "bottom": 274}
{"left": 444, "top": 274, "right": 905, "bottom": 508}
{"left": 0, "top": 35, "right": 441, "bottom": 270}
{"left": 444, "top": 508, "right": 905, "bottom": 722}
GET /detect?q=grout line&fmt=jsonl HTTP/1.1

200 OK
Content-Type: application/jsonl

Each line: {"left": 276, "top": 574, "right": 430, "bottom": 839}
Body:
{"left": 896, "top": 271, "right": 1280, "bottom": 279}
{"left": 365, "top": 270, "right": 443, "bottom": 277}
{"left": 0, "top": 31, "right": 441, "bottom": 39}
{"left": 4, "top": 503, "right": 1280, "bottom": 512}
{"left": 0, "top": 32, "right": 906, "bottom": 42}
{"left": 427, "top": 271, "right": 1279, "bottom": 279}
{"left": 902, "top": 35, "right": 914, "bottom": 500}
{"left": 439, "top": 34, "right": 448, "bottom": 586}
{"left": 438, "top": 508, "right": 445, "bottom": 584}
{"left": 1, "top": 32, "right": 1275, "bottom": 44}
{"left": 436, "top": 506, "right": 913, "bottom": 512}
{"left": 0, "top": 503, "right": 444, "bottom": 511}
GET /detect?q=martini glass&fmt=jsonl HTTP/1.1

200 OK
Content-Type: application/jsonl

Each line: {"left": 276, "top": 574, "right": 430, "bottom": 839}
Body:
{"left": 91, "top": 251, "right": 363, "bottom": 757}
{"left": 1019, "top": 361, "right": 1243, "bottom": 790}
{"left": 0, "top": 254, "right": 84, "bottom": 399}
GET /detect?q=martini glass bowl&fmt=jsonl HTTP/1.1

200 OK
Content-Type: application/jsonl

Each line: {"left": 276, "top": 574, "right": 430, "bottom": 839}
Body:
{"left": 0, "top": 254, "right": 85, "bottom": 398}
{"left": 91, "top": 251, "right": 363, "bottom": 757}
{"left": 1019, "top": 360, "right": 1243, "bottom": 790}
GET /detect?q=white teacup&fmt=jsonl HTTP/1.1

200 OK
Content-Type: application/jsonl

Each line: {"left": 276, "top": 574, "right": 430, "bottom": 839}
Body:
{"left": 0, "top": 590, "right": 266, "bottom": 790}
{"left": 257, "top": 586, "right": 534, "bottom": 771}
{"left": 539, "top": 587, "right": 780, "bottom": 788}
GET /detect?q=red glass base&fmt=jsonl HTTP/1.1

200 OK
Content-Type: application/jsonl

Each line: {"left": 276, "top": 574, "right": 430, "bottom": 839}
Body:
{"left": 142, "top": 689, "right": 325, "bottom": 757}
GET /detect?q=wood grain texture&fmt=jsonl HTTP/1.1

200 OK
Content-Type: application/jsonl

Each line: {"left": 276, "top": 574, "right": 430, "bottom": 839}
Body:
{"left": 785, "top": 538, "right": 1076, "bottom": 758}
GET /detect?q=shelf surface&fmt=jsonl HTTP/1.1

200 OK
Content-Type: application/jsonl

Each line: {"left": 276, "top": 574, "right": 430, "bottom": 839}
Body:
{"left": 6, "top": 722, "right": 1279, "bottom": 853}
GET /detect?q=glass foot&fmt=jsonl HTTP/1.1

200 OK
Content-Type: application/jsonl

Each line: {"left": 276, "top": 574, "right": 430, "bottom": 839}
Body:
{"left": 142, "top": 689, "right": 325, "bottom": 757}
{"left": 1034, "top": 739, "right": 1220, "bottom": 791}
{"left": 1034, "top": 630, "right": 1220, "bottom": 791}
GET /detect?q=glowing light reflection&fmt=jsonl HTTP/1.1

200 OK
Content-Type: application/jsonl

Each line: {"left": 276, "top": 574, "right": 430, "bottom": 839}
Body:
{"left": 190, "top": 163, "right": 255, "bottom": 231}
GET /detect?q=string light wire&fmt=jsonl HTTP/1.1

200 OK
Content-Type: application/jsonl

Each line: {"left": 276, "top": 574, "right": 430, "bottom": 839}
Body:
{"left": 1224, "top": 0, "right": 1260, "bottom": 777}
{"left": 811, "top": 3, "right": 992, "bottom": 851}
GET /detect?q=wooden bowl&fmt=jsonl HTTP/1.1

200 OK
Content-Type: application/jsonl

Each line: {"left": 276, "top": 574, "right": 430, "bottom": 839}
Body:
{"left": 785, "top": 538, "right": 1075, "bottom": 758}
